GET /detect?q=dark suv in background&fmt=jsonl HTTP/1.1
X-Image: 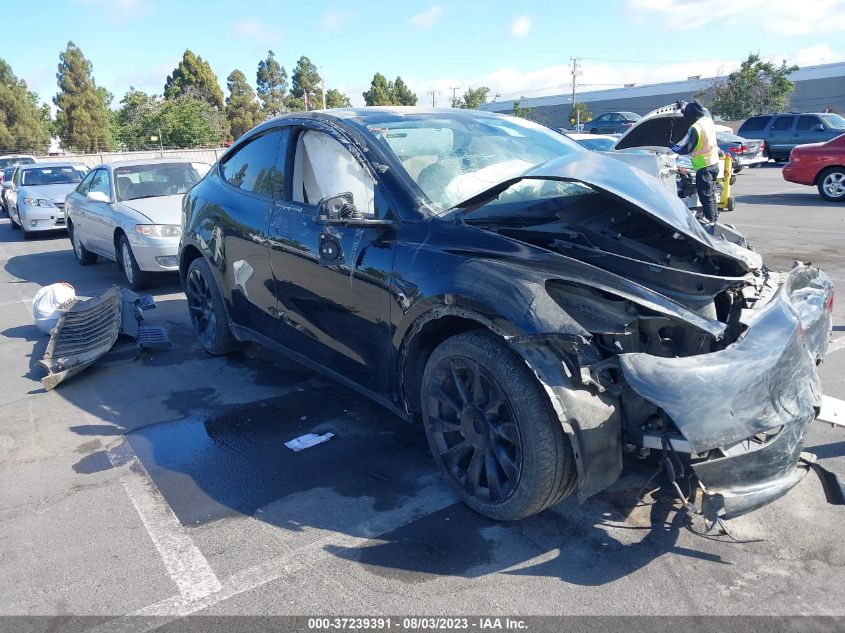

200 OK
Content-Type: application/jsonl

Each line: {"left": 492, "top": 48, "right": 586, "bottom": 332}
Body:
{"left": 738, "top": 112, "right": 845, "bottom": 161}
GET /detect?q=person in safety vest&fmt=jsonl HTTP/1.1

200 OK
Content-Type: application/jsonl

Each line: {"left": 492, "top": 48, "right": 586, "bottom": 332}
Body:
{"left": 670, "top": 101, "right": 720, "bottom": 222}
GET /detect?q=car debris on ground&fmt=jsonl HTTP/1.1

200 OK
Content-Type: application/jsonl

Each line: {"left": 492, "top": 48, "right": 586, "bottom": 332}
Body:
{"left": 39, "top": 285, "right": 170, "bottom": 390}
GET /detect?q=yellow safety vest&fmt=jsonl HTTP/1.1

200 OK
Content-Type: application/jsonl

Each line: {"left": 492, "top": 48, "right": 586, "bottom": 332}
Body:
{"left": 690, "top": 117, "right": 719, "bottom": 170}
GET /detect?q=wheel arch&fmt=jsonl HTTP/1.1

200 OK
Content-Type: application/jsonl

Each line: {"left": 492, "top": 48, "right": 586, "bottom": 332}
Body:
{"left": 179, "top": 243, "right": 204, "bottom": 288}
{"left": 815, "top": 164, "right": 845, "bottom": 185}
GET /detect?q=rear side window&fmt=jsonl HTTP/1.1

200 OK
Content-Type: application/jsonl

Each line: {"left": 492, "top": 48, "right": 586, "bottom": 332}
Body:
{"left": 221, "top": 129, "right": 287, "bottom": 198}
{"left": 771, "top": 116, "right": 795, "bottom": 131}
{"left": 738, "top": 116, "right": 770, "bottom": 133}
{"left": 796, "top": 115, "right": 821, "bottom": 131}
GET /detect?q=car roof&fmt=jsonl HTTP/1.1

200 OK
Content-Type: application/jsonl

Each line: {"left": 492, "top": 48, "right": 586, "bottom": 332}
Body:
{"left": 19, "top": 162, "right": 86, "bottom": 170}
{"left": 103, "top": 157, "right": 212, "bottom": 169}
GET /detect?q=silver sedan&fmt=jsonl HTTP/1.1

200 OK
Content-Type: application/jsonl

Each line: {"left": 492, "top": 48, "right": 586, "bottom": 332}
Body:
{"left": 65, "top": 158, "right": 210, "bottom": 289}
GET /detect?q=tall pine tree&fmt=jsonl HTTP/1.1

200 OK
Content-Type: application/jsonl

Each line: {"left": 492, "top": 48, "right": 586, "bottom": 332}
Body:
{"left": 226, "top": 70, "right": 262, "bottom": 139}
{"left": 290, "top": 56, "right": 322, "bottom": 111}
{"left": 53, "top": 42, "right": 112, "bottom": 153}
{"left": 164, "top": 50, "right": 225, "bottom": 110}
{"left": 256, "top": 50, "right": 288, "bottom": 116}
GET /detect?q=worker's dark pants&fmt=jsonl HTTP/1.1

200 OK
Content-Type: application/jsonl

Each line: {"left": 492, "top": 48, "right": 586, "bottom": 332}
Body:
{"left": 696, "top": 164, "right": 720, "bottom": 222}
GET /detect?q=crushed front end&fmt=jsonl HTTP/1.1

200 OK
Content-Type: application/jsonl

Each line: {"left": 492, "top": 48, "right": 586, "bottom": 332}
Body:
{"left": 618, "top": 263, "right": 833, "bottom": 519}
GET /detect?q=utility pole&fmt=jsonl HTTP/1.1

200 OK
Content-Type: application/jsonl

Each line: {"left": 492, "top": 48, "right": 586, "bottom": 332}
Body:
{"left": 570, "top": 57, "right": 582, "bottom": 128}
{"left": 426, "top": 90, "right": 441, "bottom": 107}
{"left": 321, "top": 77, "right": 327, "bottom": 109}
{"left": 449, "top": 86, "right": 461, "bottom": 107}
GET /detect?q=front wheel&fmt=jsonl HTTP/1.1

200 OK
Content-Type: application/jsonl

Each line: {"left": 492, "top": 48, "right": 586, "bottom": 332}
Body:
{"left": 185, "top": 256, "right": 240, "bottom": 355}
{"left": 818, "top": 167, "right": 845, "bottom": 202}
{"left": 118, "top": 235, "right": 152, "bottom": 290}
{"left": 9, "top": 207, "right": 20, "bottom": 230}
{"left": 421, "top": 330, "right": 577, "bottom": 521}
{"left": 70, "top": 222, "right": 97, "bottom": 265}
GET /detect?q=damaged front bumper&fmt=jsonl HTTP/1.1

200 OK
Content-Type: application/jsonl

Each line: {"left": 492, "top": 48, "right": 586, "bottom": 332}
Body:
{"left": 619, "top": 263, "right": 834, "bottom": 520}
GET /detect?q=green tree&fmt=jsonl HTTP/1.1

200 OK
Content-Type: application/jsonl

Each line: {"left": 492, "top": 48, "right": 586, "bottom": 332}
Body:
{"left": 53, "top": 42, "right": 112, "bottom": 153}
{"left": 256, "top": 50, "right": 288, "bottom": 116}
{"left": 568, "top": 102, "right": 592, "bottom": 126}
{"left": 705, "top": 53, "right": 798, "bottom": 120}
{"left": 363, "top": 73, "right": 418, "bottom": 106}
{"left": 457, "top": 86, "right": 490, "bottom": 109}
{"left": 164, "top": 50, "right": 225, "bottom": 110}
{"left": 156, "top": 95, "right": 227, "bottom": 148}
{"left": 290, "top": 56, "right": 322, "bottom": 111}
{"left": 225, "top": 69, "right": 263, "bottom": 139}
{"left": 363, "top": 73, "right": 393, "bottom": 106}
{"left": 512, "top": 98, "right": 531, "bottom": 119}
{"left": 0, "top": 58, "right": 51, "bottom": 154}
{"left": 324, "top": 88, "right": 351, "bottom": 109}
{"left": 391, "top": 76, "right": 417, "bottom": 105}
{"left": 115, "top": 88, "right": 160, "bottom": 149}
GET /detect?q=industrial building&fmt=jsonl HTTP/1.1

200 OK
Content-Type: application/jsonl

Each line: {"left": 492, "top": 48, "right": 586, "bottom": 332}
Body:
{"left": 479, "top": 61, "right": 845, "bottom": 128}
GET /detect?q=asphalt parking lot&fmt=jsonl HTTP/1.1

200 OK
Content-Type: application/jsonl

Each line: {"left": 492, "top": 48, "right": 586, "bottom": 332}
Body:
{"left": 1, "top": 164, "right": 845, "bottom": 623}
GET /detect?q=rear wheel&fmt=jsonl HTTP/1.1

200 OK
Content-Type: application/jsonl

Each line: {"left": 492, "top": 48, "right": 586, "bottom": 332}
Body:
{"left": 70, "top": 222, "right": 97, "bottom": 265}
{"left": 185, "top": 256, "right": 240, "bottom": 355}
{"left": 818, "top": 167, "right": 845, "bottom": 202}
{"left": 421, "top": 330, "right": 576, "bottom": 521}
{"left": 118, "top": 235, "right": 152, "bottom": 290}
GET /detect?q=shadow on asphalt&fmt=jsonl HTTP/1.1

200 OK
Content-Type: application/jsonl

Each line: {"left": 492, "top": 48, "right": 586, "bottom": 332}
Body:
{"left": 736, "top": 193, "right": 833, "bottom": 207}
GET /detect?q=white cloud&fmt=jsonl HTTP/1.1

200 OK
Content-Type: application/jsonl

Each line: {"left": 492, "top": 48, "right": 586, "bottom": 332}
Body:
{"left": 627, "top": 0, "right": 845, "bottom": 35}
{"left": 411, "top": 5, "right": 443, "bottom": 29}
{"left": 322, "top": 9, "right": 354, "bottom": 31}
{"left": 232, "top": 19, "right": 282, "bottom": 43}
{"left": 791, "top": 44, "right": 839, "bottom": 67}
{"left": 510, "top": 15, "right": 532, "bottom": 38}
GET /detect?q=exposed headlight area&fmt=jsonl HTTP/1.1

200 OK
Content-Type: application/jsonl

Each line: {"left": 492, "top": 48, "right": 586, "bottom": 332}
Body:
{"left": 135, "top": 224, "right": 182, "bottom": 238}
{"left": 23, "top": 198, "right": 55, "bottom": 207}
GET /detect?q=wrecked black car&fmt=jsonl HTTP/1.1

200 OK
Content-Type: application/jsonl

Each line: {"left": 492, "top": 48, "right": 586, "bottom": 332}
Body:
{"left": 179, "top": 108, "right": 834, "bottom": 522}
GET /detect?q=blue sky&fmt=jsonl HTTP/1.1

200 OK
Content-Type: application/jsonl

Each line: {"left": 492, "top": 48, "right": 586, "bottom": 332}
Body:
{"left": 3, "top": 0, "right": 843, "bottom": 110}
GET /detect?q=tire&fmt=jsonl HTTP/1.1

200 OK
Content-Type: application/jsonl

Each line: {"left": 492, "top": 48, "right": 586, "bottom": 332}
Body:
{"left": 117, "top": 235, "right": 152, "bottom": 290}
{"left": 185, "top": 256, "right": 240, "bottom": 355}
{"left": 421, "top": 330, "right": 576, "bottom": 521}
{"left": 69, "top": 222, "right": 97, "bottom": 265}
{"left": 9, "top": 207, "right": 20, "bottom": 230}
{"left": 817, "top": 167, "right": 845, "bottom": 202}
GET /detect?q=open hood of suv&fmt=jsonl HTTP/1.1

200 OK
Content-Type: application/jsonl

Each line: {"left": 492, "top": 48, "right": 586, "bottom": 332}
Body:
{"left": 613, "top": 102, "right": 694, "bottom": 151}
{"left": 457, "top": 150, "right": 762, "bottom": 272}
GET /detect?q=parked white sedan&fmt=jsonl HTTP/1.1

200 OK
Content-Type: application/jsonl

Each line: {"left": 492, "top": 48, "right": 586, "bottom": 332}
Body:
{"left": 65, "top": 158, "right": 210, "bottom": 289}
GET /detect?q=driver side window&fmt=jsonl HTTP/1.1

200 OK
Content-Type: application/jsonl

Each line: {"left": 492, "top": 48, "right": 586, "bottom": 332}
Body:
{"left": 291, "top": 130, "right": 375, "bottom": 217}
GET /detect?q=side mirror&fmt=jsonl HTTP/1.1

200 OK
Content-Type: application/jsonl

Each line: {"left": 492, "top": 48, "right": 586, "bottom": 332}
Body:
{"left": 814, "top": 124, "right": 826, "bottom": 132}
{"left": 314, "top": 193, "right": 392, "bottom": 228}
{"left": 86, "top": 191, "right": 110, "bottom": 203}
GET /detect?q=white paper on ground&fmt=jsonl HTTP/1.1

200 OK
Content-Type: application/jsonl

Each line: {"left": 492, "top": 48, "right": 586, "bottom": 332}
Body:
{"left": 817, "top": 395, "right": 845, "bottom": 429}
{"left": 284, "top": 432, "right": 335, "bottom": 452}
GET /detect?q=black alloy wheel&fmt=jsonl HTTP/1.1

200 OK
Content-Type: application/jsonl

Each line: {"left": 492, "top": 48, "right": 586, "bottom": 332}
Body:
{"left": 422, "top": 331, "right": 577, "bottom": 521}
{"left": 427, "top": 356, "right": 522, "bottom": 504}
{"left": 185, "top": 257, "right": 239, "bottom": 354}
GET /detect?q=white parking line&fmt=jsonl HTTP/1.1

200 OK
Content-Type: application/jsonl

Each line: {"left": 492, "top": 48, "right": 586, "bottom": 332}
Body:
{"left": 88, "top": 477, "right": 455, "bottom": 632}
{"left": 827, "top": 336, "right": 845, "bottom": 355}
{"left": 104, "top": 438, "right": 223, "bottom": 601}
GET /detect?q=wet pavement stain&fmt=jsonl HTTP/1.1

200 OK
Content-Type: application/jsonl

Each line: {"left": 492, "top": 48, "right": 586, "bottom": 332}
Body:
{"left": 126, "top": 385, "right": 432, "bottom": 528}
{"left": 72, "top": 450, "right": 113, "bottom": 474}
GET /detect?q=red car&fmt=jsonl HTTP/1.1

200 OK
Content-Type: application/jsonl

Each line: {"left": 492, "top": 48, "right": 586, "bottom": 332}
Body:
{"left": 783, "top": 133, "right": 845, "bottom": 201}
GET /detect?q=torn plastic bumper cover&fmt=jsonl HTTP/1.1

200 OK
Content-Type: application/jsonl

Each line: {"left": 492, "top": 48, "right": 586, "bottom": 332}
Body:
{"left": 619, "top": 264, "right": 834, "bottom": 520}
{"left": 40, "top": 286, "right": 169, "bottom": 390}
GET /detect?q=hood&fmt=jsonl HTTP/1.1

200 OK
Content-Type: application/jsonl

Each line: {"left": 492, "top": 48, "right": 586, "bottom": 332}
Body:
{"left": 458, "top": 150, "right": 761, "bottom": 272}
{"left": 119, "top": 195, "right": 183, "bottom": 224}
{"left": 613, "top": 102, "right": 693, "bottom": 151}
{"left": 19, "top": 183, "right": 80, "bottom": 204}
